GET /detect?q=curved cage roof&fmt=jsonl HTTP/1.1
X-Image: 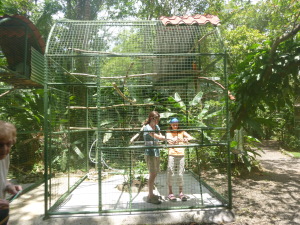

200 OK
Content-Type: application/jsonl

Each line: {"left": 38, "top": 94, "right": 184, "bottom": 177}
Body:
{"left": 44, "top": 17, "right": 227, "bottom": 88}
{"left": 46, "top": 19, "right": 225, "bottom": 56}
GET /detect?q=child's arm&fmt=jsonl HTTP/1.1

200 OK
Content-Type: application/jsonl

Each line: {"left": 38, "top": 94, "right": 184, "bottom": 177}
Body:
{"left": 144, "top": 125, "right": 164, "bottom": 141}
{"left": 5, "top": 182, "right": 22, "bottom": 196}
{"left": 183, "top": 131, "right": 194, "bottom": 143}
{"left": 151, "top": 132, "right": 166, "bottom": 141}
{"left": 147, "top": 128, "right": 165, "bottom": 141}
{"left": 166, "top": 132, "right": 176, "bottom": 144}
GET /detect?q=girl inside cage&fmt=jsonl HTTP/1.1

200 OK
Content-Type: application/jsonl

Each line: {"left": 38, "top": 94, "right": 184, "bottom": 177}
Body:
{"left": 166, "top": 118, "right": 194, "bottom": 201}
{"left": 143, "top": 111, "right": 166, "bottom": 204}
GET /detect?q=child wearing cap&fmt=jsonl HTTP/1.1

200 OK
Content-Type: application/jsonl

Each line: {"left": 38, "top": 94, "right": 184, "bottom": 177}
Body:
{"left": 166, "top": 118, "right": 194, "bottom": 201}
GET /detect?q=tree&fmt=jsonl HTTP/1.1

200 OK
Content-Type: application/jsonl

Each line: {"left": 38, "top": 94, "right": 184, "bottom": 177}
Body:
{"left": 219, "top": 0, "right": 300, "bottom": 139}
{"left": 61, "top": 0, "right": 103, "bottom": 20}
{"left": 0, "top": 0, "right": 35, "bottom": 16}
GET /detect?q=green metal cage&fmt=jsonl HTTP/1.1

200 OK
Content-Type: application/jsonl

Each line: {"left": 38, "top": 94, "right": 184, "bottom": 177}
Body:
{"left": 43, "top": 19, "right": 231, "bottom": 216}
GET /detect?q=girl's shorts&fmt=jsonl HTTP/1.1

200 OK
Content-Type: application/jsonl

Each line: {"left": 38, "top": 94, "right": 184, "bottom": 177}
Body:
{"left": 145, "top": 155, "right": 160, "bottom": 173}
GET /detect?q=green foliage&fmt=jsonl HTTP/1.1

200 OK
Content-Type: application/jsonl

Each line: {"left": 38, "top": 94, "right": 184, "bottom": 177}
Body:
{"left": 0, "top": 0, "right": 61, "bottom": 39}
{"left": 102, "top": 0, "right": 136, "bottom": 19}
{"left": 0, "top": 1, "right": 2, "bottom": 15}
{"left": 194, "top": 146, "right": 219, "bottom": 168}
{"left": 32, "top": 0, "right": 62, "bottom": 38}
{"left": 121, "top": 160, "right": 148, "bottom": 189}
{"left": 50, "top": 136, "right": 68, "bottom": 171}
{"left": 134, "top": 160, "right": 147, "bottom": 175}
{"left": 223, "top": 0, "right": 300, "bottom": 140}
{"left": 161, "top": 91, "right": 228, "bottom": 171}
{"left": 229, "top": 36, "right": 299, "bottom": 137}
{"left": 133, "top": 160, "right": 148, "bottom": 185}
{"left": 224, "top": 25, "right": 267, "bottom": 67}
{"left": 287, "top": 151, "right": 300, "bottom": 158}
{"left": 159, "top": 148, "right": 169, "bottom": 171}
{"left": 0, "top": 89, "right": 44, "bottom": 175}
{"left": 281, "top": 134, "right": 300, "bottom": 151}
{"left": 231, "top": 134, "right": 262, "bottom": 173}
{"left": 0, "top": 89, "right": 44, "bottom": 130}
{"left": 61, "top": 0, "right": 104, "bottom": 20}
{"left": 163, "top": 91, "right": 224, "bottom": 130}
{"left": 0, "top": 0, "right": 35, "bottom": 16}
{"left": 1, "top": 0, "right": 299, "bottom": 178}
{"left": 136, "top": 0, "right": 208, "bottom": 20}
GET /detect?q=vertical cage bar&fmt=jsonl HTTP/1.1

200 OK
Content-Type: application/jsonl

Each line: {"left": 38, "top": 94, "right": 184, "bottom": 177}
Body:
{"left": 224, "top": 51, "right": 232, "bottom": 209}
{"left": 97, "top": 57, "right": 102, "bottom": 212}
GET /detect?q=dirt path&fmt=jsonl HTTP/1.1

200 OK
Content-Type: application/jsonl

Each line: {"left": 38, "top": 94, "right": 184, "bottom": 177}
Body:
{"left": 229, "top": 141, "right": 300, "bottom": 225}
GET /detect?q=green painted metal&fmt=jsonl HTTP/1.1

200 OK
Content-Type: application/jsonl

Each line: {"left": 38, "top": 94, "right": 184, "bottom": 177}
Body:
{"left": 48, "top": 174, "right": 88, "bottom": 213}
{"left": 31, "top": 48, "right": 45, "bottom": 85}
{"left": 97, "top": 57, "right": 103, "bottom": 212}
{"left": 42, "top": 19, "right": 232, "bottom": 216}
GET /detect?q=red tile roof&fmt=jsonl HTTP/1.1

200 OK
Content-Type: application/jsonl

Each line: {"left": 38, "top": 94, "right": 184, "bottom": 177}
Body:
{"left": 0, "top": 15, "right": 45, "bottom": 88}
{"left": 159, "top": 14, "right": 220, "bottom": 26}
{"left": 0, "top": 15, "right": 45, "bottom": 54}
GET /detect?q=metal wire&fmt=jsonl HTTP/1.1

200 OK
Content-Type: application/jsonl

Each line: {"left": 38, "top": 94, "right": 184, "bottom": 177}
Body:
{"left": 44, "top": 19, "right": 231, "bottom": 214}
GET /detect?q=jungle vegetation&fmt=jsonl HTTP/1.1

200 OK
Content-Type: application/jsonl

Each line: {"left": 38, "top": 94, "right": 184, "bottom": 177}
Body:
{"left": 0, "top": 0, "right": 299, "bottom": 176}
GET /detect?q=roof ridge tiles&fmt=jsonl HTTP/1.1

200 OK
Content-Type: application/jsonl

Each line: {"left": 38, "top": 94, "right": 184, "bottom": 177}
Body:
{"left": 159, "top": 14, "right": 220, "bottom": 26}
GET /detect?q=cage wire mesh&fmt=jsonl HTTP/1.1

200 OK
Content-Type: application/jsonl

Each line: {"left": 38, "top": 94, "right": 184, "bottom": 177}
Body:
{"left": 44, "top": 19, "right": 231, "bottom": 214}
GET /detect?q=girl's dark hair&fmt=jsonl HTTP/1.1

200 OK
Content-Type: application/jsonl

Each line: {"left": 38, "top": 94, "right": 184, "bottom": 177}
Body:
{"left": 143, "top": 111, "right": 160, "bottom": 125}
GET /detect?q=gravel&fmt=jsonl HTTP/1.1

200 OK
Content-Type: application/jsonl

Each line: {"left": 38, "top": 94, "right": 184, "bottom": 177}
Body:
{"left": 228, "top": 141, "right": 300, "bottom": 225}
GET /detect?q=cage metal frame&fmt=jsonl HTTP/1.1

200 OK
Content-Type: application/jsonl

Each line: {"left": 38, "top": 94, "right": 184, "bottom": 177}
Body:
{"left": 43, "top": 19, "right": 232, "bottom": 217}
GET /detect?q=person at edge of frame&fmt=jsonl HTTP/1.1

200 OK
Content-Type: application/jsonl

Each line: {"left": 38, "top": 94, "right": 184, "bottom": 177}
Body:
{"left": 0, "top": 121, "right": 22, "bottom": 225}
{"left": 143, "top": 111, "right": 166, "bottom": 204}
{"left": 166, "top": 117, "right": 194, "bottom": 202}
